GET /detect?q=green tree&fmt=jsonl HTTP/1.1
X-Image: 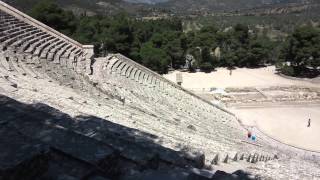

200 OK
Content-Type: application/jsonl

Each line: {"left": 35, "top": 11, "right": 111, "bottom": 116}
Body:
{"left": 30, "top": 0, "right": 76, "bottom": 36}
{"left": 139, "top": 43, "right": 170, "bottom": 74}
{"left": 279, "top": 26, "right": 320, "bottom": 76}
{"left": 234, "top": 24, "right": 249, "bottom": 45}
{"left": 194, "top": 25, "right": 218, "bottom": 47}
{"left": 246, "top": 36, "right": 274, "bottom": 67}
{"left": 199, "top": 47, "right": 216, "bottom": 72}
{"left": 103, "top": 13, "right": 134, "bottom": 56}
{"left": 73, "top": 16, "right": 100, "bottom": 44}
{"left": 163, "top": 32, "right": 186, "bottom": 68}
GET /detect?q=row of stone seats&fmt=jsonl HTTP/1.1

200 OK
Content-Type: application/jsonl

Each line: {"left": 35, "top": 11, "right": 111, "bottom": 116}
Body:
{"left": 105, "top": 56, "right": 222, "bottom": 114}
{"left": 0, "top": 47, "right": 212, "bottom": 169}
{"left": 103, "top": 54, "right": 214, "bottom": 114}
{"left": 0, "top": 1, "right": 103, "bottom": 107}
{"left": 66, "top": 56, "right": 254, "bottom": 165}
{"left": 0, "top": 6, "right": 92, "bottom": 78}
{"left": 0, "top": 14, "right": 94, "bottom": 94}
{"left": 0, "top": 73, "right": 276, "bottom": 170}
{"left": 90, "top": 54, "right": 277, "bottom": 163}
{"left": 101, "top": 55, "right": 241, "bottom": 128}
{"left": 0, "top": 94, "right": 218, "bottom": 180}
{"left": 1, "top": 51, "right": 276, "bottom": 174}
{"left": 94, "top": 57, "right": 205, "bottom": 126}
{"left": 93, "top": 57, "right": 174, "bottom": 112}
{"left": 0, "top": 51, "right": 44, "bottom": 79}
{"left": 211, "top": 152, "right": 276, "bottom": 166}
{"left": 0, "top": 85, "right": 274, "bottom": 169}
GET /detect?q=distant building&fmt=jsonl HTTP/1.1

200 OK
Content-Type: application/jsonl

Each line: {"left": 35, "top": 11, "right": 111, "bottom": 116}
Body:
{"left": 176, "top": 73, "right": 183, "bottom": 86}
{"left": 214, "top": 47, "right": 221, "bottom": 59}
{"left": 185, "top": 54, "right": 195, "bottom": 69}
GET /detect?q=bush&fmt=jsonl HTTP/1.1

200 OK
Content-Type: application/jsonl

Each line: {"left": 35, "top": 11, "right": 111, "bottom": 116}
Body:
{"left": 199, "top": 62, "right": 214, "bottom": 73}
{"left": 139, "top": 43, "right": 170, "bottom": 74}
{"left": 280, "top": 65, "right": 295, "bottom": 76}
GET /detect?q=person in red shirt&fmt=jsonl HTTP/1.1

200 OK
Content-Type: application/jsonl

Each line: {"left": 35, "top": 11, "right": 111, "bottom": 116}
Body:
{"left": 247, "top": 131, "right": 252, "bottom": 139}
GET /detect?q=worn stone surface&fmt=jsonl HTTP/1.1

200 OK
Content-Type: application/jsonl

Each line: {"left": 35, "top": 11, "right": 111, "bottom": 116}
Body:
{"left": 0, "top": 126, "right": 49, "bottom": 180}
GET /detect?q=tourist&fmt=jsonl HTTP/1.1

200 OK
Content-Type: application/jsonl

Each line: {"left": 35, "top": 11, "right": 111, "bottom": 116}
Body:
{"left": 247, "top": 131, "right": 252, "bottom": 139}
{"left": 252, "top": 135, "right": 256, "bottom": 141}
{"left": 308, "top": 118, "right": 311, "bottom": 127}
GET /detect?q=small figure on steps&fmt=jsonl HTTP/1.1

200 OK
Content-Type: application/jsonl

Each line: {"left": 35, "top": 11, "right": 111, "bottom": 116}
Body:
{"left": 247, "top": 131, "right": 252, "bottom": 139}
{"left": 308, "top": 118, "right": 311, "bottom": 127}
{"left": 251, "top": 135, "right": 256, "bottom": 141}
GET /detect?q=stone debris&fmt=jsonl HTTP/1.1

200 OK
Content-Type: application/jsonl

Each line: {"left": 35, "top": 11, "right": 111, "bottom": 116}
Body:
{"left": 247, "top": 154, "right": 252, "bottom": 163}
{"left": 223, "top": 154, "right": 229, "bottom": 164}
{"left": 211, "top": 154, "right": 220, "bottom": 165}
{"left": 187, "top": 124, "right": 197, "bottom": 131}
{"left": 233, "top": 153, "right": 238, "bottom": 162}
{"left": 10, "top": 83, "right": 17, "bottom": 88}
{"left": 240, "top": 154, "right": 244, "bottom": 160}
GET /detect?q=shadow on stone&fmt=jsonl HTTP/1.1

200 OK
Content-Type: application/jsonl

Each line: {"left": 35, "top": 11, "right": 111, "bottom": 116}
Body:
{"left": 0, "top": 95, "right": 210, "bottom": 180}
{"left": 211, "top": 170, "right": 257, "bottom": 180}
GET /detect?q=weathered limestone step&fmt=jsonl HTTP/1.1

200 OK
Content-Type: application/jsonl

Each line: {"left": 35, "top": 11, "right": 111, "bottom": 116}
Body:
{"left": 20, "top": 34, "right": 51, "bottom": 52}
{"left": 19, "top": 61, "right": 38, "bottom": 78}
{"left": 0, "top": 53, "right": 12, "bottom": 71}
{"left": 53, "top": 44, "right": 72, "bottom": 64}
{"left": 25, "top": 37, "right": 56, "bottom": 54}
{"left": 0, "top": 22, "right": 28, "bottom": 31}
{"left": 0, "top": 125, "right": 50, "bottom": 180}
{"left": 0, "top": 79, "right": 18, "bottom": 92}
{"left": 49, "top": 115, "right": 203, "bottom": 169}
{"left": 10, "top": 32, "right": 47, "bottom": 48}
{"left": 7, "top": 56, "right": 26, "bottom": 76}
{"left": 3, "top": 29, "right": 41, "bottom": 48}
{"left": 40, "top": 40, "right": 63, "bottom": 59}
{"left": 40, "top": 149, "right": 107, "bottom": 180}
{"left": 0, "top": 100, "right": 119, "bottom": 170}
{"left": 0, "top": 27, "right": 37, "bottom": 43}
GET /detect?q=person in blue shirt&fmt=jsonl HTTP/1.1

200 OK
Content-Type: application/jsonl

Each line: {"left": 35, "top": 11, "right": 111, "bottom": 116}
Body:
{"left": 251, "top": 135, "right": 256, "bottom": 141}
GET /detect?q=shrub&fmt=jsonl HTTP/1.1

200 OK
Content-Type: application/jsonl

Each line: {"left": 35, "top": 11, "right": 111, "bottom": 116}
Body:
{"left": 199, "top": 62, "right": 214, "bottom": 73}
{"left": 280, "top": 65, "right": 295, "bottom": 76}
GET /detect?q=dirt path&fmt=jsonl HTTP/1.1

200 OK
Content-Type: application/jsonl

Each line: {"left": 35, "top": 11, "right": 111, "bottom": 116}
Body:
{"left": 163, "top": 66, "right": 320, "bottom": 90}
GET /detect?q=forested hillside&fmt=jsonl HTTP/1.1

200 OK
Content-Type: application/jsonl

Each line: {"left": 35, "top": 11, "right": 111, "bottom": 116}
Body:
{"left": 27, "top": 1, "right": 319, "bottom": 77}
{"left": 4, "top": 0, "right": 125, "bottom": 15}
{"left": 156, "top": 0, "right": 317, "bottom": 12}
{"left": 4, "top": 0, "right": 319, "bottom": 16}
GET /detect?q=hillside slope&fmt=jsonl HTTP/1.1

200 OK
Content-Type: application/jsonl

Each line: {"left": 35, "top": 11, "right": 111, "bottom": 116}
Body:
{"left": 3, "top": 0, "right": 319, "bottom": 16}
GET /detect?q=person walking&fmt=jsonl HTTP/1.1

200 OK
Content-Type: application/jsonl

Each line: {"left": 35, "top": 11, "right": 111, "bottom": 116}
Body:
{"left": 308, "top": 118, "right": 311, "bottom": 127}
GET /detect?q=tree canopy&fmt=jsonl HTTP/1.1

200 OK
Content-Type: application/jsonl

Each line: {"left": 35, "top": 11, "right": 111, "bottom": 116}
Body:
{"left": 28, "top": 1, "right": 319, "bottom": 77}
{"left": 279, "top": 26, "right": 320, "bottom": 77}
